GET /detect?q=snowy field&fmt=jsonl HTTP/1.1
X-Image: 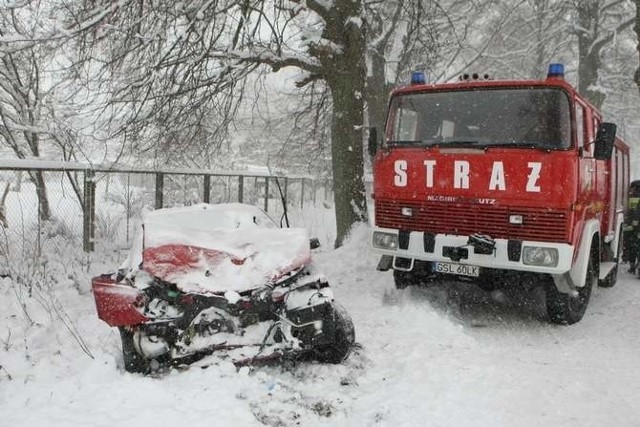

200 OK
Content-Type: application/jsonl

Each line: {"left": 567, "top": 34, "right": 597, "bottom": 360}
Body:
{"left": 3, "top": 222, "right": 640, "bottom": 427}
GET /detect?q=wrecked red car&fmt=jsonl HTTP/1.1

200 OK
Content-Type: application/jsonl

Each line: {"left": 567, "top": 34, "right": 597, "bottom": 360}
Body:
{"left": 92, "top": 203, "right": 355, "bottom": 373}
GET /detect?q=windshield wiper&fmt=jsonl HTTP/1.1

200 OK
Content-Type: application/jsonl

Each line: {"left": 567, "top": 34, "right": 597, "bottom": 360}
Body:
{"left": 387, "top": 140, "right": 428, "bottom": 146}
{"left": 387, "top": 139, "right": 561, "bottom": 151}
{"left": 388, "top": 140, "right": 484, "bottom": 148}
{"left": 482, "top": 142, "right": 558, "bottom": 151}
{"left": 436, "top": 140, "right": 483, "bottom": 147}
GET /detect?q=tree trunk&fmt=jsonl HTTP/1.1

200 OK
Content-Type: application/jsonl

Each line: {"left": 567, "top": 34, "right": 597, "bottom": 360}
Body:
{"left": 327, "top": 76, "right": 367, "bottom": 247}
{"left": 26, "top": 131, "right": 51, "bottom": 222}
{"left": 576, "top": 1, "right": 605, "bottom": 108}
{"left": 366, "top": 46, "right": 389, "bottom": 148}
{"left": 322, "top": 0, "right": 368, "bottom": 247}
{"left": 30, "top": 170, "right": 51, "bottom": 221}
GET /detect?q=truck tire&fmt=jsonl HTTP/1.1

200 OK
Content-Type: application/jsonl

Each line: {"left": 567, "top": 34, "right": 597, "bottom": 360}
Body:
{"left": 546, "top": 252, "right": 596, "bottom": 325}
{"left": 314, "top": 303, "right": 355, "bottom": 364}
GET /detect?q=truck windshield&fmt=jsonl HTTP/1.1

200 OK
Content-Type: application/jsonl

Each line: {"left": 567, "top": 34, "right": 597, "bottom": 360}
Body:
{"left": 387, "top": 87, "right": 571, "bottom": 149}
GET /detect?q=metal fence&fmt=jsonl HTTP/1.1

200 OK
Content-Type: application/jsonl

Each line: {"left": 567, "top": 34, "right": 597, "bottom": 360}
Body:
{"left": 0, "top": 160, "right": 331, "bottom": 269}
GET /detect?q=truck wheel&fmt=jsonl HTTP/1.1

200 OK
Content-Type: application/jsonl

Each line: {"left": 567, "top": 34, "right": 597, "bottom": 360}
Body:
{"left": 546, "top": 253, "right": 596, "bottom": 325}
{"left": 314, "top": 303, "right": 355, "bottom": 364}
{"left": 119, "top": 327, "right": 152, "bottom": 374}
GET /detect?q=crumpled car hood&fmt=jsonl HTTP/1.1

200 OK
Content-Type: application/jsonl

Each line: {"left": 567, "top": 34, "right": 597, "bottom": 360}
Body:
{"left": 122, "top": 203, "right": 311, "bottom": 294}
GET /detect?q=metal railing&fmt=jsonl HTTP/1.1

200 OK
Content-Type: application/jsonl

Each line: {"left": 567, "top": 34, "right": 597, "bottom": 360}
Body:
{"left": 0, "top": 159, "right": 330, "bottom": 256}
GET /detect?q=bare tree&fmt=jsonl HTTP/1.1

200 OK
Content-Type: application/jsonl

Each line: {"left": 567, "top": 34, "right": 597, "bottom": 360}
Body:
{"left": 65, "top": 0, "right": 372, "bottom": 246}
{"left": 235, "top": 75, "right": 332, "bottom": 177}
{"left": 365, "top": 1, "right": 455, "bottom": 136}
{"left": 571, "top": 0, "right": 634, "bottom": 108}
{"left": 434, "top": 1, "right": 566, "bottom": 80}
{"left": 449, "top": 0, "right": 635, "bottom": 109}
{"left": 0, "top": 5, "right": 53, "bottom": 221}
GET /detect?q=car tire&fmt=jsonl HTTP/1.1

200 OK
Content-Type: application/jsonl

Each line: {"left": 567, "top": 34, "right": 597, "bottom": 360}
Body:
{"left": 314, "top": 303, "right": 355, "bottom": 364}
{"left": 119, "top": 327, "right": 152, "bottom": 374}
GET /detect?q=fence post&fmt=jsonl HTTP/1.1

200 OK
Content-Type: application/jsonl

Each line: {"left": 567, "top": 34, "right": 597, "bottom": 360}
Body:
{"left": 283, "top": 177, "right": 288, "bottom": 208}
{"left": 312, "top": 179, "right": 317, "bottom": 204}
{"left": 324, "top": 179, "right": 329, "bottom": 200}
{"left": 264, "top": 177, "right": 269, "bottom": 212}
{"left": 300, "top": 178, "right": 305, "bottom": 209}
{"left": 155, "top": 172, "right": 164, "bottom": 209}
{"left": 203, "top": 175, "right": 210, "bottom": 203}
{"left": 238, "top": 175, "right": 244, "bottom": 203}
{"left": 83, "top": 169, "right": 96, "bottom": 252}
{"left": 126, "top": 173, "right": 131, "bottom": 243}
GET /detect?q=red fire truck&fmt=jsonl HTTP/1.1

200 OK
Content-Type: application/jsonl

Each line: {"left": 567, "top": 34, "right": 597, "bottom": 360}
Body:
{"left": 369, "top": 64, "right": 629, "bottom": 324}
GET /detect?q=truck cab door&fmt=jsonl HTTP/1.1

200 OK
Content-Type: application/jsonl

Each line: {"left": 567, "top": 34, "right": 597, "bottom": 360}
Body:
{"left": 576, "top": 102, "right": 597, "bottom": 221}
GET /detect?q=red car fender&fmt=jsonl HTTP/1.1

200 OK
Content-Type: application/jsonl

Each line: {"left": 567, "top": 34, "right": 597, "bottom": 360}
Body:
{"left": 91, "top": 274, "right": 149, "bottom": 327}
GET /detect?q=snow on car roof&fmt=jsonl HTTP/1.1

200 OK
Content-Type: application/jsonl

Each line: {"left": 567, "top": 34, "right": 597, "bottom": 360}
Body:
{"left": 123, "top": 203, "right": 311, "bottom": 293}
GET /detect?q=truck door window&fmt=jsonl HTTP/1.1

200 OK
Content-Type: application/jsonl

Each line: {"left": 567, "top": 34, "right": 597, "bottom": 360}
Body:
{"left": 576, "top": 103, "right": 586, "bottom": 154}
{"left": 590, "top": 116, "right": 600, "bottom": 156}
{"left": 593, "top": 117, "right": 600, "bottom": 135}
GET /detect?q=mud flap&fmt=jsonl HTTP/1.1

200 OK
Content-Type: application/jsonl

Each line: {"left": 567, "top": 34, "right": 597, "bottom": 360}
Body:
{"left": 552, "top": 272, "right": 576, "bottom": 295}
{"left": 598, "top": 261, "right": 617, "bottom": 280}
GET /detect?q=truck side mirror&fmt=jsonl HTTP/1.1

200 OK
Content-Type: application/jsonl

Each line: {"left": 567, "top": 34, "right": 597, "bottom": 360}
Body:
{"left": 368, "top": 127, "right": 378, "bottom": 157}
{"left": 593, "top": 122, "right": 617, "bottom": 160}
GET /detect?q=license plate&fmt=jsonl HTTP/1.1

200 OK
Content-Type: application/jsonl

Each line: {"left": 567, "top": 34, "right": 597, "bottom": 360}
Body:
{"left": 434, "top": 262, "right": 479, "bottom": 277}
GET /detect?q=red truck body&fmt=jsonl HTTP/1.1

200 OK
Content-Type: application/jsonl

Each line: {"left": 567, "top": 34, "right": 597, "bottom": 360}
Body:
{"left": 371, "top": 65, "right": 630, "bottom": 324}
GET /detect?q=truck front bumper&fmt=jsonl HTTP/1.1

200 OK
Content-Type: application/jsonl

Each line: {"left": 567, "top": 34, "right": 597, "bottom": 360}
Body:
{"left": 372, "top": 227, "right": 573, "bottom": 275}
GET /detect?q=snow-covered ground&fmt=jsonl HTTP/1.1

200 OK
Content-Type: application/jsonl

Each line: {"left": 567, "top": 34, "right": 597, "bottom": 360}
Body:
{"left": 3, "top": 224, "right": 640, "bottom": 426}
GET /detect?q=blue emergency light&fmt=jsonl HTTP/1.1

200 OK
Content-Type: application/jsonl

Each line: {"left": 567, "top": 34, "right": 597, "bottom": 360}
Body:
{"left": 411, "top": 71, "right": 426, "bottom": 85}
{"left": 547, "top": 63, "right": 564, "bottom": 78}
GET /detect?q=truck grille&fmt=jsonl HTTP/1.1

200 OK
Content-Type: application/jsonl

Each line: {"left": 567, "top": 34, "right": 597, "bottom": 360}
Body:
{"left": 375, "top": 199, "right": 570, "bottom": 243}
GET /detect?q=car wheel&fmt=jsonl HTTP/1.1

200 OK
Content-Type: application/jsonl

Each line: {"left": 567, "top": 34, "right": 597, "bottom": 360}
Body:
{"left": 314, "top": 303, "right": 355, "bottom": 364}
{"left": 119, "top": 327, "right": 152, "bottom": 374}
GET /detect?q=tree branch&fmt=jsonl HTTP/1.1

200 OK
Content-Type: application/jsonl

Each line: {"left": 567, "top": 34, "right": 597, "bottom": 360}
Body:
{"left": 591, "top": 17, "right": 635, "bottom": 54}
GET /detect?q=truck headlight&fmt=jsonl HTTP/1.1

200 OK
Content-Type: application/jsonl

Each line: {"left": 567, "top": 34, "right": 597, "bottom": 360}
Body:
{"left": 373, "top": 231, "right": 399, "bottom": 250}
{"left": 522, "top": 246, "right": 559, "bottom": 267}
